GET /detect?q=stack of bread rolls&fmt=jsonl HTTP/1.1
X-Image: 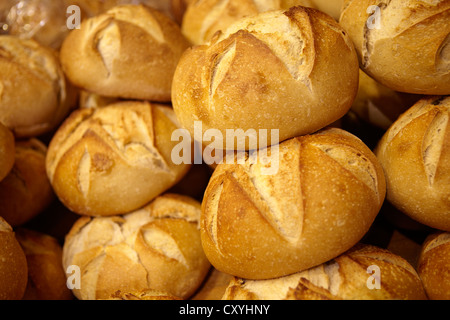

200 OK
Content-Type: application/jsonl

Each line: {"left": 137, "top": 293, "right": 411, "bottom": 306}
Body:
{"left": 0, "top": 0, "right": 449, "bottom": 301}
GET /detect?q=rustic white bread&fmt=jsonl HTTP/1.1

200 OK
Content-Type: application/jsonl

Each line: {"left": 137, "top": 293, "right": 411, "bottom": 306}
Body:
{"left": 221, "top": 244, "right": 427, "bottom": 300}
{"left": 78, "top": 90, "right": 121, "bottom": 109}
{"left": 339, "top": 0, "right": 450, "bottom": 95}
{"left": 307, "top": 0, "right": 344, "bottom": 20}
{"left": 0, "top": 36, "right": 71, "bottom": 138}
{"left": 173, "top": 6, "right": 359, "bottom": 151}
{"left": 16, "top": 228, "right": 74, "bottom": 300}
{"left": 62, "top": 194, "right": 211, "bottom": 300}
{"left": 60, "top": 4, "right": 191, "bottom": 102}
{"left": 109, "top": 289, "right": 182, "bottom": 300}
{"left": 418, "top": 231, "right": 450, "bottom": 300}
{"left": 46, "top": 100, "right": 191, "bottom": 217}
{"left": 0, "top": 138, "right": 54, "bottom": 227}
{"left": 201, "top": 128, "right": 386, "bottom": 279}
{"left": 351, "top": 70, "right": 421, "bottom": 130}
{"left": 0, "top": 217, "right": 28, "bottom": 300}
{"left": 0, "top": 122, "right": 14, "bottom": 182}
{"left": 375, "top": 96, "right": 450, "bottom": 231}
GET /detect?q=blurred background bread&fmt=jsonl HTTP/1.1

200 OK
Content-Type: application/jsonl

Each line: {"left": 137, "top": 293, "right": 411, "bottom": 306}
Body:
{"left": 16, "top": 228, "right": 74, "bottom": 300}
{"left": 0, "top": 138, "right": 54, "bottom": 227}
{"left": 0, "top": 36, "right": 72, "bottom": 138}
{"left": 201, "top": 128, "right": 386, "bottom": 279}
{"left": 339, "top": 0, "right": 450, "bottom": 95}
{"left": 173, "top": 6, "right": 359, "bottom": 151}
{"left": 0, "top": 217, "right": 28, "bottom": 300}
{"left": 375, "top": 96, "right": 450, "bottom": 231}
{"left": 418, "top": 231, "right": 450, "bottom": 300}
{"left": 62, "top": 194, "right": 211, "bottom": 300}
{"left": 46, "top": 101, "right": 191, "bottom": 217}
{"left": 222, "top": 244, "right": 427, "bottom": 300}
{"left": 0, "top": 122, "right": 14, "bottom": 182}
{"left": 60, "top": 4, "right": 190, "bottom": 102}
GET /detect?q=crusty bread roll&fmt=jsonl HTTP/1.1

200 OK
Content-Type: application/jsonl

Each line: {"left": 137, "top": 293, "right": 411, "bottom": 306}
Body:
{"left": 0, "top": 122, "right": 14, "bottom": 182}
{"left": 0, "top": 36, "right": 71, "bottom": 138}
{"left": 201, "top": 128, "right": 386, "bottom": 279}
{"left": 0, "top": 217, "right": 28, "bottom": 300}
{"left": 46, "top": 100, "right": 191, "bottom": 217}
{"left": 173, "top": 6, "right": 359, "bottom": 151}
{"left": 339, "top": 0, "right": 450, "bottom": 95}
{"left": 109, "top": 289, "right": 182, "bottom": 300}
{"left": 78, "top": 90, "right": 121, "bottom": 109}
{"left": 351, "top": 70, "right": 421, "bottom": 130}
{"left": 0, "top": 138, "right": 54, "bottom": 227}
{"left": 62, "top": 194, "right": 211, "bottom": 300}
{"left": 15, "top": 228, "right": 74, "bottom": 300}
{"left": 375, "top": 96, "right": 450, "bottom": 231}
{"left": 60, "top": 4, "right": 191, "bottom": 102}
{"left": 418, "top": 232, "right": 450, "bottom": 300}
{"left": 222, "top": 244, "right": 427, "bottom": 300}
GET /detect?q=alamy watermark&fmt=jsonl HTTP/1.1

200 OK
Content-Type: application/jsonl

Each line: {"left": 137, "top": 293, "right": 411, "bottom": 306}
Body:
{"left": 366, "top": 5, "right": 382, "bottom": 30}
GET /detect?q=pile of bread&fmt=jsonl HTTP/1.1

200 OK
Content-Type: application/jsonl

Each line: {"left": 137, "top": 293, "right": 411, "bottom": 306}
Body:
{"left": 0, "top": 0, "right": 449, "bottom": 301}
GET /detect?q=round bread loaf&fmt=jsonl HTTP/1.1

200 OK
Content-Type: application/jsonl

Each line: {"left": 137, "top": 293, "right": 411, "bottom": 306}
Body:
{"left": 0, "top": 138, "right": 54, "bottom": 227}
{"left": 16, "top": 228, "right": 74, "bottom": 300}
{"left": 0, "top": 36, "right": 71, "bottom": 138}
{"left": 173, "top": 6, "right": 359, "bottom": 151}
{"left": 0, "top": 122, "right": 14, "bottom": 182}
{"left": 201, "top": 128, "right": 386, "bottom": 279}
{"left": 192, "top": 268, "right": 234, "bottom": 300}
{"left": 62, "top": 193, "right": 211, "bottom": 300}
{"left": 0, "top": 217, "right": 28, "bottom": 300}
{"left": 418, "top": 231, "right": 450, "bottom": 300}
{"left": 46, "top": 100, "right": 191, "bottom": 217}
{"left": 60, "top": 4, "right": 191, "bottom": 102}
{"left": 222, "top": 244, "right": 427, "bottom": 300}
{"left": 375, "top": 96, "right": 450, "bottom": 231}
{"left": 339, "top": 0, "right": 450, "bottom": 95}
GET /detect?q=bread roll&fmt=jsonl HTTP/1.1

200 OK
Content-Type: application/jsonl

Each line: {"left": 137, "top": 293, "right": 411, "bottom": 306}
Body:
{"left": 0, "top": 138, "right": 54, "bottom": 227}
{"left": 201, "top": 128, "right": 386, "bottom": 279}
{"left": 109, "top": 289, "right": 182, "bottom": 300}
{"left": 0, "top": 122, "right": 14, "bottom": 182}
{"left": 0, "top": 217, "right": 28, "bottom": 300}
{"left": 0, "top": 36, "right": 71, "bottom": 138}
{"left": 418, "top": 232, "right": 450, "bottom": 300}
{"left": 62, "top": 194, "right": 211, "bottom": 300}
{"left": 222, "top": 244, "right": 427, "bottom": 300}
{"left": 60, "top": 4, "right": 190, "bottom": 102}
{"left": 173, "top": 6, "right": 359, "bottom": 151}
{"left": 15, "top": 228, "right": 74, "bottom": 300}
{"left": 78, "top": 91, "right": 121, "bottom": 109}
{"left": 46, "top": 101, "right": 191, "bottom": 217}
{"left": 339, "top": 0, "right": 450, "bottom": 95}
{"left": 375, "top": 96, "right": 450, "bottom": 231}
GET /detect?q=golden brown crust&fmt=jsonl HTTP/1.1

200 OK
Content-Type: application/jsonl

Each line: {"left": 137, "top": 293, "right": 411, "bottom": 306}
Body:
{"left": 109, "top": 288, "right": 183, "bottom": 300}
{"left": 418, "top": 231, "right": 450, "bottom": 300}
{"left": 222, "top": 244, "right": 427, "bottom": 300}
{"left": 0, "top": 138, "right": 54, "bottom": 227}
{"left": 60, "top": 4, "right": 191, "bottom": 102}
{"left": 46, "top": 101, "right": 191, "bottom": 216}
{"left": 173, "top": 6, "right": 359, "bottom": 151}
{"left": 15, "top": 228, "right": 74, "bottom": 300}
{"left": 339, "top": 0, "right": 450, "bottom": 95}
{"left": 62, "top": 194, "right": 210, "bottom": 300}
{"left": 201, "top": 128, "right": 386, "bottom": 279}
{"left": 375, "top": 96, "right": 450, "bottom": 231}
{"left": 0, "top": 36, "right": 71, "bottom": 138}
{"left": 0, "top": 217, "right": 28, "bottom": 300}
